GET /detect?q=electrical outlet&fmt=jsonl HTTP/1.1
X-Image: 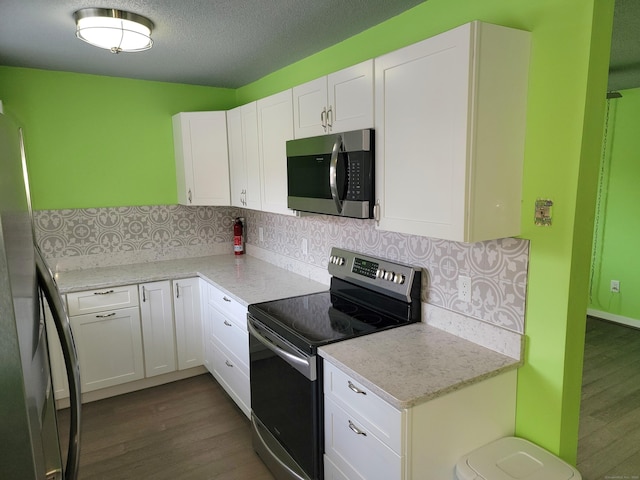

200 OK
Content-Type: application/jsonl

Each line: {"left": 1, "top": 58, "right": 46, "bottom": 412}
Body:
{"left": 259, "top": 227, "right": 264, "bottom": 242}
{"left": 611, "top": 280, "right": 620, "bottom": 293}
{"left": 458, "top": 275, "right": 471, "bottom": 302}
{"left": 301, "top": 238, "right": 308, "bottom": 255}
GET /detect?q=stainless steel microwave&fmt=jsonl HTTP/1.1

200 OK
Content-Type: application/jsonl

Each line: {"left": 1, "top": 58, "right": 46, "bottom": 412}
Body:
{"left": 286, "top": 129, "right": 374, "bottom": 219}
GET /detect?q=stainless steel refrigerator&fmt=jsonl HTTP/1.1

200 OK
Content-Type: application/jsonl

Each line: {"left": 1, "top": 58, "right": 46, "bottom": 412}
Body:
{"left": 0, "top": 107, "right": 82, "bottom": 479}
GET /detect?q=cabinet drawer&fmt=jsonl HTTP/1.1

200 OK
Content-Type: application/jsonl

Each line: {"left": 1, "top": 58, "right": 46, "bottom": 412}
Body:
{"left": 212, "top": 342, "right": 250, "bottom": 418}
{"left": 67, "top": 285, "right": 139, "bottom": 316}
{"left": 211, "top": 310, "right": 249, "bottom": 374}
{"left": 324, "top": 361, "right": 403, "bottom": 454}
{"left": 324, "top": 396, "right": 402, "bottom": 480}
{"left": 205, "top": 282, "right": 247, "bottom": 330}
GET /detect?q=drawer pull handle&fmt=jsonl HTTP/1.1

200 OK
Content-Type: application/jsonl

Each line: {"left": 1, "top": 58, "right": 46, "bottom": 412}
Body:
{"left": 96, "top": 312, "right": 116, "bottom": 318}
{"left": 223, "top": 296, "right": 231, "bottom": 302}
{"left": 223, "top": 320, "right": 233, "bottom": 327}
{"left": 225, "top": 360, "right": 234, "bottom": 368}
{"left": 348, "top": 381, "right": 367, "bottom": 395}
{"left": 94, "top": 289, "right": 114, "bottom": 295}
{"left": 348, "top": 420, "right": 367, "bottom": 436}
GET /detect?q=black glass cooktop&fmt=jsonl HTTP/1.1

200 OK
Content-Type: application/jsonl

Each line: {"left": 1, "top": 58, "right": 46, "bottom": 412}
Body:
{"left": 248, "top": 277, "right": 419, "bottom": 354}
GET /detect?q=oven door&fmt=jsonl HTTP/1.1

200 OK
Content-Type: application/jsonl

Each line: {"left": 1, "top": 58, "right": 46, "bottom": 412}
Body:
{"left": 248, "top": 315, "right": 321, "bottom": 480}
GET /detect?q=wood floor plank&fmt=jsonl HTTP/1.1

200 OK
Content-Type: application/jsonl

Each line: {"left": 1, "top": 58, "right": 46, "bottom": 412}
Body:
{"left": 578, "top": 317, "right": 640, "bottom": 480}
{"left": 57, "top": 374, "right": 274, "bottom": 480}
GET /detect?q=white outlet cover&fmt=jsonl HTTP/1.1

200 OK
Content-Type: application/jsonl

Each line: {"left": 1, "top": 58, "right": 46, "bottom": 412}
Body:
{"left": 458, "top": 275, "right": 471, "bottom": 302}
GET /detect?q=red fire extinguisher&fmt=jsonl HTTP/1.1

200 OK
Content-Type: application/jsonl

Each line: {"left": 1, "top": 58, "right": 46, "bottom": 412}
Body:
{"left": 233, "top": 217, "right": 244, "bottom": 255}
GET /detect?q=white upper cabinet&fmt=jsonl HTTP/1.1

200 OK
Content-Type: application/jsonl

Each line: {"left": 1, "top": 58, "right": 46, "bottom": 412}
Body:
{"left": 257, "top": 90, "right": 296, "bottom": 216}
{"left": 227, "top": 102, "right": 262, "bottom": 210}
{"left": 293, "top": 60, "right": 374, "bottom": 138}
{"left": 173, "top": 111, "right": 231, "bottom": 206}
{"left": 374, "top": 21, "right": 530, "bottom": 243}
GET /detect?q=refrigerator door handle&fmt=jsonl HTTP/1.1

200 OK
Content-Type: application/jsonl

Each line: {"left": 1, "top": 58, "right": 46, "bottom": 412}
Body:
{"left": 35, "top": 248, "right": 81, "bottom": 480}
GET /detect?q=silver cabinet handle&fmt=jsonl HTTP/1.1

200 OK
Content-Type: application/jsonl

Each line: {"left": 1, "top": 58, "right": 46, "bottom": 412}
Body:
{"left": 348, "top": 380, "right": 367, "bottom": 395}
{"left": 94, "top": 289, "right": 114, "bottom": 295}
{"left": 188, "top": 189, "right": 192, "bottom": 203}
{"left": 222, "top": 296, "right": 231, "bottom": 302}
{"left": 225, "top": 360, "right": 234, "bottom": 368}
{"left": 223, "top": 320, "right": 233, "bottom": 327}
{"left": 96, "top": 312, "right": 116, "bottom": 318}
{"left": 327, "top": 105, "right": 333, "bottom": 128}
{"left": 348, "top": 420, "right": 367, "bottom": 436}
{"left": 175, "top": 283, "right": 180, "bottom": 299}
{"left": 142, "top": 285, "right": 146, "bottom": 302}
{"left": 321, "top": 107, "right": 327, "bottom": 130}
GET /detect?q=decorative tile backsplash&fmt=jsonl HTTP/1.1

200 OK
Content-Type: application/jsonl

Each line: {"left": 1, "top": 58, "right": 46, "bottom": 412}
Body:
{"left": 34, "top": 205, "right": 529, "bottom": 333}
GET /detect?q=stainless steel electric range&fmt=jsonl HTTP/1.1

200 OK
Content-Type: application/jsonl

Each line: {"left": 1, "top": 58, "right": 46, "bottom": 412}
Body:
{"left": 247, "top": 247, "right": 422, "bottom": 480}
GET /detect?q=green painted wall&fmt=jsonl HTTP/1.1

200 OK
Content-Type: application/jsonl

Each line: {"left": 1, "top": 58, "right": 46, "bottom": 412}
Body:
{"left": 237, "top": 0, "right": 614, "bottom": 463}
{"left": 589, "top": 89, "right": 640, "bottom": 320}
{"left": 0, "top": 67, "right": 235, "bottom": 209}
{"left": 0, "top": 0, "right": 614, "bottom": 465}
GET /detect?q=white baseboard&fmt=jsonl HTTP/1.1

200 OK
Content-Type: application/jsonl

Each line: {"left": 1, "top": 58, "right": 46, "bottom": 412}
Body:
{"left": 587, "top": 309, "right": 640, "bottom": 329}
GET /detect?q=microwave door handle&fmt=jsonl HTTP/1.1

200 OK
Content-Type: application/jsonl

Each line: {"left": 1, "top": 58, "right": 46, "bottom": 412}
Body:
{"left": 329, "top": 134, "right": 344, "bottom": 214}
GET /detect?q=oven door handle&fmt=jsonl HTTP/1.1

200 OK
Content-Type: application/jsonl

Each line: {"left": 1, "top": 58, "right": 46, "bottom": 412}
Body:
{"left": 247, "top": 317, "right": 316, "bottom": 381}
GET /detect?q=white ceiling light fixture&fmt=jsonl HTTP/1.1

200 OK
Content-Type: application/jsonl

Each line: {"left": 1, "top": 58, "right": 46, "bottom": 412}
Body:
{"left": 73, "top": 8, "right": 154, "bottom": 54}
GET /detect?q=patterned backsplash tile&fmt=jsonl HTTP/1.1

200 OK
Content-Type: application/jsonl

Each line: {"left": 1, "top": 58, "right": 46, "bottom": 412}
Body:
{"left": 34, "top": 205, "right": 529, "bottom": 333}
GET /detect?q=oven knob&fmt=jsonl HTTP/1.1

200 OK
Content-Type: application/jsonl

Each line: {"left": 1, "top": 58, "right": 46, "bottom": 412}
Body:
{"left": 393, "top": 273, "right": 405, "bottom": 284}
{"left": 338, "top": 257, "right": 345, "bottom": 266}
{"left": 384, "top": 271, "right": 394, "bottom": 281}
{"left": 376, "top": 268, "right": 385, "bottom": 279}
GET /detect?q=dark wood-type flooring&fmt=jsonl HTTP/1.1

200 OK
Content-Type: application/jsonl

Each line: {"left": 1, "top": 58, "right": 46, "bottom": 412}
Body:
{"left": 57, "top": 317, "right": 640, "bottom": 480}
{"left": 578, "top": 316, "right": 640, "bottom": 479}
{"left": 57, "top": 375, "right": 274, "bottom": 480}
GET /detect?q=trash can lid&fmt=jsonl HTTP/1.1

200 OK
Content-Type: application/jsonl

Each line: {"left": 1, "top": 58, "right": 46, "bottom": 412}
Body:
{"left": 457, "top": 437, "right": 581, "bottom": 480}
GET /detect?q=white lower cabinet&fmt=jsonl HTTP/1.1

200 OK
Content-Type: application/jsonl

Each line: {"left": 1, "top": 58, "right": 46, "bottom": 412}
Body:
{"left": 173, "top": 278, "right": 203, "bottom": 370}
{"left": 71, "top": 306, "right": 144, "bottom": 393}
{"left": 139, "top": 281, "right": 177, "bottom": 377}
{"left": 202, "top": 281, "right": 250, "bottom": 418}
{"left": 66, "top": 285, "right": 144, "bottom": 393}
{"left": 323, "top": 361, "right": 517, "bottom": 480}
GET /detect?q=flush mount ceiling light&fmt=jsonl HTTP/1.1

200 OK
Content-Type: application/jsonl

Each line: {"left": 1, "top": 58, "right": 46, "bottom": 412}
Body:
{"left": 73, "top": 8, "right": 154, "bottom": 54}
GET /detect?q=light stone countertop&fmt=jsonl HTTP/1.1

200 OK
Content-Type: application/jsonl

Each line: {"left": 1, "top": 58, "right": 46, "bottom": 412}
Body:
{"left": 54, "top": 254, "right": 521, "bottom": 411}
{"left": 53, "top": 254, "right": 328, "bottom": 306}
{"left": 319, "top": 322, "right": 521, "bottom": 410}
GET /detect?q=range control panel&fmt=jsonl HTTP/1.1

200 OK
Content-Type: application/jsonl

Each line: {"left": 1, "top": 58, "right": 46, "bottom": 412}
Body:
{"left": 328, "top": 248, "right": 421, "bottom": 302}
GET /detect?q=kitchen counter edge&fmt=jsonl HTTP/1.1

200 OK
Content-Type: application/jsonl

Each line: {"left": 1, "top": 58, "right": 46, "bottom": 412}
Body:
{"left": 319, "top": 322, "right": 522, "bottom": 410}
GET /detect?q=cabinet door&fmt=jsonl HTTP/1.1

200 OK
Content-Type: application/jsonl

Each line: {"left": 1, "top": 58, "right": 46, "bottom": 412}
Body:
{"left": 228, "top": 102, "right": 262, "bottom": 210}
{"left": 227, "top": 106, "right": 247, "bottom": 208}
{"left": 173, "top": 278, "right": 203, "bottom": 370}
{"left": 374, "top": 22, "right": 529, "bottom": 242}
{"left": 173, "top": 111, "right": 231, "bottom": 206}
{"left": 293, "top": 76, "right": 328, "bottom": 138}
{"left": 242, "top": 102, "right": 262, "bottom": 210}
{"left": 139, "top": 281, "right": 176, "bottom": 377}
{"left": 257, "top": 90, "right": 295, "bottom": 216}
{"left": 328, "top": 60, "right": 374, "bottom": 134}
{"left": 375, "top": 24, "right": 471, "bottom": 242}
{"left": 70, "top": 306, "right": 144, "bottom": 392}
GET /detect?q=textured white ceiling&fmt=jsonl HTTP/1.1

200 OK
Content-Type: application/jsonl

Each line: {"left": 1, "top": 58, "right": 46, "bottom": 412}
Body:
{"left": 0, "top": 0, "right": 424, "bottom": 88}
{"left": 0, "top": 0, "right": 635, "bottom": 90}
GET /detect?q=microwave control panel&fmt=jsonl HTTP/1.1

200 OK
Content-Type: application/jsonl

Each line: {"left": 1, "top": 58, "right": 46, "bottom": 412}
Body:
{"left": 346, "top": 152, "right": 372, "bottom": 201}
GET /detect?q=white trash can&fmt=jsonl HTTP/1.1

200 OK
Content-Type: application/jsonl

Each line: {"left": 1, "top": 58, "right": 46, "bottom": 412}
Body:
{"left": 455, "top": 436, "right": 582, "bottom": 480}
